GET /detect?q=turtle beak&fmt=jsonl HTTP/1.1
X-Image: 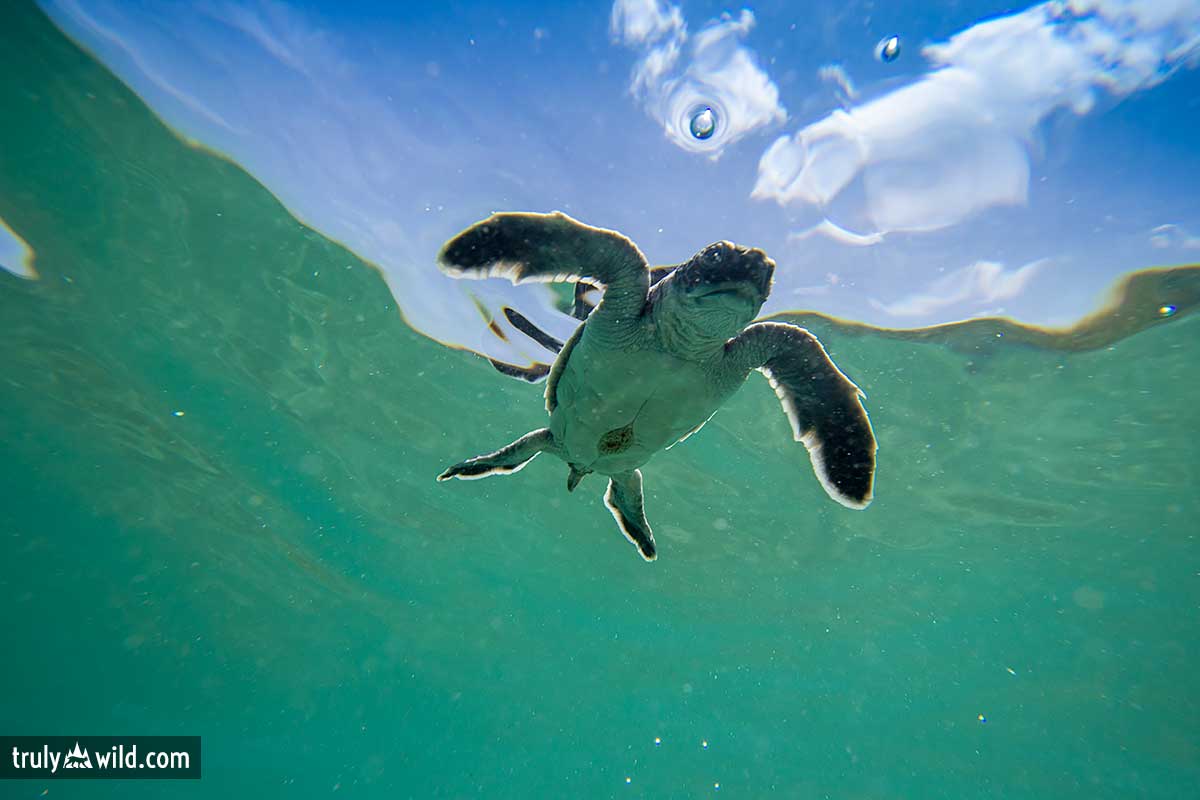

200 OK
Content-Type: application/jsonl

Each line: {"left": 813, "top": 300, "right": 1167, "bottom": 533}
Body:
{"left": 685, "top": 242, "right": 775, "bottom": 302}
{"left": 723, "top": 245, "right": 774, "bottom": 301}
{"left": 749, "top": 250, "right": 775, "bottom": 300}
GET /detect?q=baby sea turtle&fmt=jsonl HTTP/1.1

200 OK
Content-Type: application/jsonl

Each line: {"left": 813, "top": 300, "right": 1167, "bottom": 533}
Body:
{"left": 436, "top": 212, "right": 876, "bottom": 561}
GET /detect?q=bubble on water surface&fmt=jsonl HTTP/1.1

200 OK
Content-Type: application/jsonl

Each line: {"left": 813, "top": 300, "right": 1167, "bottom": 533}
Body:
{"left": 689, "top": 106, "right": 717, "bottom": 140}
{"left": 875, "top": 35, "right": 901, "bottom": 63}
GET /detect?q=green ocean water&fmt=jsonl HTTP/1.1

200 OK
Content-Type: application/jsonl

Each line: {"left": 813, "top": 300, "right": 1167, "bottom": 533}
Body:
{"left": 1, "top": 5, "right": 1198, "bottom": 798}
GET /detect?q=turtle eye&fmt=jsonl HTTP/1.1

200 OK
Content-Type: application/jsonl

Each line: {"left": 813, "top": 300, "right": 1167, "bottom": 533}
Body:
{"left": 706, "top": 247, "right": 723, "bottom": 265}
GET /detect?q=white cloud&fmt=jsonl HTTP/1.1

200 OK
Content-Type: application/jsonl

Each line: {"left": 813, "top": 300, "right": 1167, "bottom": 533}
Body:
{"left": 817, "top": 63, "right": 858, "bottom": 104}
{"left": 611, "top": 1, "right": 785, "bottom": 157}
{"left": 610, "top": 0, "right": 683, "bottom": 46}
{"left": 788, "top": 219, "right": 883, "bottom": 247}
{"left": 754, "top": 0, "right": 1200, "bottom": 239}
{"left": 1149, "top": 223, "right": 1200, "bottom": 249}
{"left": 869, "top": 259, "right": 1047, "bottom": 317}
{"left": 201, "top": 0, "right": 353, "bottom": 82}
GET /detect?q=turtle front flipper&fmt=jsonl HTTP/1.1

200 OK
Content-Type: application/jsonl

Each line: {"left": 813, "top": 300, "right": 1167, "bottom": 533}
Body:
{"left": 570, "top": 266, "right": 674, "bottom": 320}
{"left": 437, "top": 428, "right": 560, "bottom": 481}
{"left": 603, "top": 470, "right": 657, "bottom": 562}
{"left": 438, "top": 211, "right": 651, "bottom": 344}
{"left": 724, "top": 322, "right": 876, "bottom": 509}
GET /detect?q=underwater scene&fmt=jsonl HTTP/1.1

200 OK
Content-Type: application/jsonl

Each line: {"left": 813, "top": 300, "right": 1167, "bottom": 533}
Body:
{"left": 1, "top": 0, "right": 1198, "bottom": 797}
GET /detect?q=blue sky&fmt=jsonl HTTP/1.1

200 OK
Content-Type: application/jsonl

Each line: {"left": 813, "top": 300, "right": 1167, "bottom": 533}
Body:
{"left": 31, "top": 0, "right": 1200, "bottom": 364}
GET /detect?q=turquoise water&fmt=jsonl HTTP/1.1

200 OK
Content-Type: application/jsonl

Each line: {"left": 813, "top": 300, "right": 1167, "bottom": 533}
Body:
{"left": 2, "top": 5, "right": 1198, "bottom": 798}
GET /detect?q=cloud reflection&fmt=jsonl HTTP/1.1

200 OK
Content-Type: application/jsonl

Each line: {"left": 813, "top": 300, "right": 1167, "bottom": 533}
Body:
{"left": 1149, "top": 223, "right": 1200, "bottom": 249}
{"left": 869, "top": 259, "right": 1047, "bottom": 318}
{"left": 754, "top": 0, "right": 1200, "bottom": 240}
{"left": 611, "top": 0, "right": 785, "bottom": 157}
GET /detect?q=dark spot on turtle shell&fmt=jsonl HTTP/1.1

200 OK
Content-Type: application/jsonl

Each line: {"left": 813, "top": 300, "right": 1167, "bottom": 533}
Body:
{"left": 599, "top": 424, "right": 635, "bottom": 454}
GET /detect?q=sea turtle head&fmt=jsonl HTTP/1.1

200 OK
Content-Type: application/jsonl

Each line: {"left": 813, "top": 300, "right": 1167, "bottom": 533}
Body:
{"left": 652, "top": 241, "right": 775, "bottom": 355}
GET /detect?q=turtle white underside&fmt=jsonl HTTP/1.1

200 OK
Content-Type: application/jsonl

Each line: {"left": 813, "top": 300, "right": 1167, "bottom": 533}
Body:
{"left": 548, "top": 329, "right": 733, "bottom": 475}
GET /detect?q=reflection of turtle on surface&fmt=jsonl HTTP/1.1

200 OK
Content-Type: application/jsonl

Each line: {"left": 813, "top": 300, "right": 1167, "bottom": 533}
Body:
{"left": 437, "top": 211, "right": 877, "bottom": 561}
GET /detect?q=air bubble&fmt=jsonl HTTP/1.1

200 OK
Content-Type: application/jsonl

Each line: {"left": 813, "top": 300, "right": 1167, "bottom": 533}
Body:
{"left": 690, "top": 107, "right": 716, "bottom": 140}
{"left": 875, "top": 35, "right": 901, "bottom": 63}
{"left": 1159, "top": 304, "right": 1177, "bottom": 317}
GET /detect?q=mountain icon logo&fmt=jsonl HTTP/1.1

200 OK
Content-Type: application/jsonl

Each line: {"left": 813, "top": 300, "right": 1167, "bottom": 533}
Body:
{"left": 63, "top": 742, "right": 92, "bottom": 769}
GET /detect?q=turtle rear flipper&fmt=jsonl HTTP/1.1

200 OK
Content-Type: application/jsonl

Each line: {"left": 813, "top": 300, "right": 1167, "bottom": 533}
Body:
{"left": 437, "top": 428, "right": 560, "bottom": 481}
{"left": 502, "top": 306, "right": 564, "bottom": 353}
{"left": 604, "top": 470, "right": 657, "bottom": 562}
{"left": 487, "top": 358, "right": 551, "bottom": 383}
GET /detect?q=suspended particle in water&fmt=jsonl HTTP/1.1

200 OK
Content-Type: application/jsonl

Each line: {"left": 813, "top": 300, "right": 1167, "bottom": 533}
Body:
{"left": 625, "top": 777, "right": 632, "bottom": 784}
{"left": 977, "top": 713, "right": 988, "bottom": 724}
{"left": 701, "top": 739, "right": 709, "bottom": 749}
{"left": 654, "top": 737, "right": 662, "bottom": 746}
{"left": 690, "top": 107, "right": 717, "bottom": 140}
{"left": 1159, "top": 304, "right": 1177, "bottom": 317}
{"left": 875, "top": 35, "right": 901, "bottom": 63}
